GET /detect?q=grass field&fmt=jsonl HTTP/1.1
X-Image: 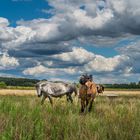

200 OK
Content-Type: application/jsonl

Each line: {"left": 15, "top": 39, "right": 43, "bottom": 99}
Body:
{"left": 0, "top": 92, "right": 140, "bottom": 140}
{"left": 0, "top": 89, "right": 140, "bottom": 96}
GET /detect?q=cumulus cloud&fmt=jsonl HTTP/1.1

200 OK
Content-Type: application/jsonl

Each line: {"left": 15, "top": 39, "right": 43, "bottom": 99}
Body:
{"left": 21, "top": 44, "right": 138, "bottom": 83}
{"left": 52, "top": 47, "right": 130, "bottom": 73}
{"left": 53, "top": 47, "right": 94, "bottom": 64}
{"left": 1, "top": 26, "right": 36, "bottom": 49}
{"left": 23, "top": 65, "right": 78, "bottom": 77}
{"left": 1, "top": 0, "right": 140, "bottom": 83}
{"left": 1, "top": 0, "right": 140, "bottom": 49}
{"left": 117, "top": 41, "right": 140, "bottom": 74}
{"left": 0, "top": 18, "right": 36, "bottom": 50}
{"left": 0, "top": 53, "right": 19, "bottom": 69}
{"left": 43, "top": 0, "right": 140, "bottom": 39}
{"left": 22, "top": 47, "right": 131, "bottom": 80}
{"left": 16, "top": 8, "right": 114, "bottom": 44}
{"left": 1, "top": 0, "right": 140, "bottom": 50}
{"left": 0, "top": 17, "right": 9, "bottom": 27}
{"left": 84, "top": 55, "right": 129, "bottom": 72}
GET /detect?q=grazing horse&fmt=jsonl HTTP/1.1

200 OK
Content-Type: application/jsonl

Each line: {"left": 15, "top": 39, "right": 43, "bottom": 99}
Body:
{"left": 79, "top": 80, "right": 97, "bottom": 113}
{"left": 35, "top": 81, "right": 77, "bottom": 105}
{"left": 97, "top": 84, "right": 104, "bottom": 94}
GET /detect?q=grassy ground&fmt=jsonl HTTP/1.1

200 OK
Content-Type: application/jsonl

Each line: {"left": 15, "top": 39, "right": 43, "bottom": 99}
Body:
{"left": 1, "top": 86, "right": 140, "bottom": 91}
{"left": 0, "top": 89, "right": 35, "bottom": 96}
{"left": 0, "top": 89, "right": 140, "bottom": 96}
{"left": 0, "top": 95, "right": 140, "bottom": 140}
{"left": 105, "top": 88, "right": 140, "bottom": 91}
{"left": 0, "top": 86, "right": 35, "bottom": 90}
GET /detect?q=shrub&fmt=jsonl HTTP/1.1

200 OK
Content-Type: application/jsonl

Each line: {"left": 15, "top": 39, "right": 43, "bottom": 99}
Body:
{"left": 0, "top": 82, "right": 7, "bottom": 89}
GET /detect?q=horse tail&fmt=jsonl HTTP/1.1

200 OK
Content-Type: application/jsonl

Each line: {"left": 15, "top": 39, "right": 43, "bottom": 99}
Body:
{"left": 102, "top": 85, "right": 104, "bottom": 92}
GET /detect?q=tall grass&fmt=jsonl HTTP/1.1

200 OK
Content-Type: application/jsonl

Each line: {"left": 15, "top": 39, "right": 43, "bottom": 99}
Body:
{"left": 0, "top": 95, "right": 140, "bottom": 140}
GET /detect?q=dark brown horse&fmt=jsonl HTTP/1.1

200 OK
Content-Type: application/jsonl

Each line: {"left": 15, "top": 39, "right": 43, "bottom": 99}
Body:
{"left": 97, "top": 84, "right": 104, "bottom": 94}
{"left": 79, "top": 80, "right": 97, "bottom": 113}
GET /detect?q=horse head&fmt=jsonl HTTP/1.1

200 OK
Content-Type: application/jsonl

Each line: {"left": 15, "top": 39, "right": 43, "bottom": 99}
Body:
{"left": 35, "top": 82, "right": 43, "bottom": 97}
{"left": 97, "top": 84, "right": 104, "bottom": 94}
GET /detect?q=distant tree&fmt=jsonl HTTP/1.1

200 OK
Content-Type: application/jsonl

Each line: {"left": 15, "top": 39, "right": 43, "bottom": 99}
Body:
{"left": 0, "top": 77, "right": 39, "bottom": 87}
{"left": 0, "top": 82, "right": 7, "bottom": 88}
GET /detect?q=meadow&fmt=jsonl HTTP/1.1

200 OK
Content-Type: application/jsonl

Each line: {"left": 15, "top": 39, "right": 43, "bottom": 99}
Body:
{"left": 0, "top": 91, "right": 140, "bottom": 140}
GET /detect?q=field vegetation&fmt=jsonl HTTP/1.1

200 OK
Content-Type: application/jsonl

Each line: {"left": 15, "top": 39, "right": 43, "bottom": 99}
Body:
{"left": 0, "top": 95, "right": 140, "bottom": 140}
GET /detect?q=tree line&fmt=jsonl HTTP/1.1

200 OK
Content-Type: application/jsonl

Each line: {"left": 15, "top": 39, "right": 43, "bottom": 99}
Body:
{"left": 104, "top": 82, "right": 140, "bottom": 89}
{"left": 0, "top": 77, "right": 140, "bottom": 89}
{"left": 0, "top": 77, "right": 39, "bottom": 88}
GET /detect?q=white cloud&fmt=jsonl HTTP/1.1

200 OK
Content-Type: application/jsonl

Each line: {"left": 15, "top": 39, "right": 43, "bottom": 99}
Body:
{"left": 1, "top": 0, "right": 140, "bottom": 83}
{"left": 22, "top": 46, "right": 132, "bottom": 81}
{"left": 0, "top": 53, "right": 19, "bottom": 69}
{"left": 1, "top": 0, "right": 140, "bottom": 50}
{"left": 84, "top": 55, "right": 129, "bottom": 72}
{"left": 1, "top": 26, "right": 36, "bottom": 48}
{"left": 118, "top": 41, "right": 140, "bottom": 73}
{"left": 53, "top": 47, "right": 94, "bottom": 64}
{"left": 72, "top": 8, "right": 113, "bottom": 30}
{"left": 23, "top": 65, "right": 78, "bottom": 77}
{"left": 0, "top": 17, "right": 9, "bottom": 27}
{"left": 53, "top": 47, "right": 130, "bottom": 73}
{"left": 44, "top": 61, "right": 53, "bottom": 66}
{"left": 14, "top": 4, "right": 114, "bottom": 45}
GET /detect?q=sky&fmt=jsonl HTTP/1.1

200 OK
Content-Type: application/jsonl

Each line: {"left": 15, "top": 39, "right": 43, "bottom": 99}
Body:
{"left": 0, "top": 0, "right": 140, "bottom": 83}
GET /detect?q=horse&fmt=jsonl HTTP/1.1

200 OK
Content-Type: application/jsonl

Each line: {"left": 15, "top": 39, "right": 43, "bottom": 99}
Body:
{"left": 35, "top": 81, "right": 77, "bottom": 105}
{"left": 79, "top": 80, "right": 97, "bottom": 113}
{"left": 97, "top": 84, "right": 104, "bottom": 95}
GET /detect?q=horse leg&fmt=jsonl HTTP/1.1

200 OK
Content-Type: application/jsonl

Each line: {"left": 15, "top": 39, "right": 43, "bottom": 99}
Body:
{"left": 66, "top": 93, "right": 70, "bottom": 102}
{"left": 66, "top": 95, "right": 69, "bottom": 102}
{"left": 41, "top": 95, "right": 46, "bottom": 105}
{"left": 88, "top": 93, "right": 96, "bottom": 112}
{"left": 86, "top": 98, "right": 89, "bottom": 112}
{"left": 68, "top": 95, "right": 73, "bottom": 103}
{"left": 74, "top": 88, "right": 77, "bottom": 96}
{"left": 48, "top": 96, "right": 53, "bottom": 105}
{"left": 81, "top": 99, "right": 86, "bottom": 113}
{"left": 88, "top": 98, "right": 94, "bottom": 112}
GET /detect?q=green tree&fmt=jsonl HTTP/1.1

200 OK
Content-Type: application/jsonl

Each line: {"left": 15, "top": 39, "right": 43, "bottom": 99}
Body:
{"left": 0, "top": 81, "right": 7, "bottom": 88}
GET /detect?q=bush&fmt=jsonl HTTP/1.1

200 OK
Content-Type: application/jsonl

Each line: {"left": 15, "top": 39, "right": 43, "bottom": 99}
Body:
{"left": 0, "top": 82, "right": 7, "bottom": 88}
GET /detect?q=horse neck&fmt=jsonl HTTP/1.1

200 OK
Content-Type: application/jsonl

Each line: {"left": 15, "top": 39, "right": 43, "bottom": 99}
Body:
{"left": 86, "top": 81, "right": 97, "bottom": 94}
{"left": 86, "top": 81, "right": 93, "bottom": 87}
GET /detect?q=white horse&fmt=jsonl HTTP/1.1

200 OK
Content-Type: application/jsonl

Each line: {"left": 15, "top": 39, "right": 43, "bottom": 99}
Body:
{"left": 35, "top": 81, "right": 77, "bottom": 105}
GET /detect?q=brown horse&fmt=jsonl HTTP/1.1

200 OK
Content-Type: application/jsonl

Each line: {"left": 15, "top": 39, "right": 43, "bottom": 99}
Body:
{"left": 97, "top": 84, "right": 104, "bottom": 95}
{"left": 79, "top": 80, "right": 97, "bottom": 113}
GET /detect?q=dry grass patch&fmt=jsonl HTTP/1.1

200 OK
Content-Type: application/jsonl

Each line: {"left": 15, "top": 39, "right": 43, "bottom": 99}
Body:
{"left": 0, "top": 89, "right": 35, "bottom": 96}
